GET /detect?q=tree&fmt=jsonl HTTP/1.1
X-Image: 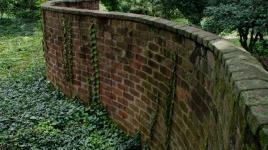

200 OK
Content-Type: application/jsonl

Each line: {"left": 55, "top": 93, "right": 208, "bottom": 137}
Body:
{"left": 100, "top": 0, "right": 208, "bottom": 22}
{"left": 162, "top": 0, "right": 208, "bottom": 24}
{"left": 0, "top": 0, "right": 11, "bottom": 19}
{"left": 101, "top": 0, "right": 183, "bottom": 19}
{"left": 202, "top": 0, "right": 268, "bottom": 53}
{"left": 0, "top": 0, "right": 47, "bottom": 18}
{"left": 118, "top": 0, "right": 163, "bottom": 16}
{"left": 101, "top": 0, "right": 119, "bottom": 11}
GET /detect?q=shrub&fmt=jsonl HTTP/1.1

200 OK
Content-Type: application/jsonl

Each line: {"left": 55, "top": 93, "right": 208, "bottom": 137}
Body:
{"left": 0, "top": 0, "right": 12, "bottom": 19}
{"left": 0, "top": 0, "right": 48, "bottom": 19}
{"left": 101, "top": 0, "right": 119, "bottom": 11}
{"left": 202, "top": 0, "right": 268, "bottom": 53}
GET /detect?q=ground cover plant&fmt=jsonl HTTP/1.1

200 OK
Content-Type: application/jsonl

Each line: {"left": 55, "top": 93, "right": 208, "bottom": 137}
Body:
{"left": 0, "top": 17, "right": 140, "bottom": 150}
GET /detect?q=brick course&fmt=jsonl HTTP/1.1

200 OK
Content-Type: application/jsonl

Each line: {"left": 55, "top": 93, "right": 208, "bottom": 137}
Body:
{"left": 42, "top": 0, "right": 268, "bottom": 149}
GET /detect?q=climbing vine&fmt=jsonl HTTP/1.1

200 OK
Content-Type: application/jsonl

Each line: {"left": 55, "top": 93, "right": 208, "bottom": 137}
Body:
{"left": 149, "top": 91, "right": 160, "bottom": 140}
{"left": 164, "top": 52, "right": 178, "bottom": 150}
{"left": 41, "top": 11, "right": 47, "bottom": 53}
{"left": 61, "top": 15, "right": 73, "bottom": 82}
{"left": 88, "top": 25, "right": 100, "bottom": 105}
{"left": 143, "top": 52, "right": 178, "bottom": 150}
{"left": 143, "top": 91, "right": 161, "bottom": 150}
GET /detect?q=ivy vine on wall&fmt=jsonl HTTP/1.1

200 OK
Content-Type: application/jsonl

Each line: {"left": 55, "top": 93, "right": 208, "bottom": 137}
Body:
{"left": 143, "top": 91, "right": 161, "bottom": 150}
{"left": 61, "top": 15, "right": 73, "bottom": 82}
{"left": 164, "top": 51, "right": 178, "bottom": 150}
{"left": 143, "top": 51, "right": 178, "bottom": 150}
{"left": 149, "top": 91, "right": 160, "bottom": 140}
{"left": 88, "top": 24, "right": 101, "bottom": 105}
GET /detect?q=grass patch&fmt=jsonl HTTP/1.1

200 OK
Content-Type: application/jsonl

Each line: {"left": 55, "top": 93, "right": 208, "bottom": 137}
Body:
{"left": 228, "top": 38, "right": 241, "bottom": 47}
{"left": 0, "top": 18, "right": 44, "bottom": 79}
{"left": 173, "top": 18, "right": 189, "bottom": 25}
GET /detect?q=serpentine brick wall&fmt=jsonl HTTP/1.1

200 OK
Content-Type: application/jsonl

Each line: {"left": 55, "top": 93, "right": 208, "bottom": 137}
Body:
{"left": 42, "top": 0, "right": 268, "bottom": 149}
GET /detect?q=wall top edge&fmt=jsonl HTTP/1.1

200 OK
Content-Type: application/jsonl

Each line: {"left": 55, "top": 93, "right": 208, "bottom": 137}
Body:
{"left": 41, "top": 0, "right": 268, "bottom": 140}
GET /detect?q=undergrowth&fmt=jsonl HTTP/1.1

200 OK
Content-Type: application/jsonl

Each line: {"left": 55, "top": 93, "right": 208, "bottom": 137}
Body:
{"left": 0, "top": 17, "right": 43, "bottom": 79}
{"left": 0, "top": 66, "right": 134, "bottom": 149}
{"left": 0, "top": 17, "right": 140, "bottom": 149}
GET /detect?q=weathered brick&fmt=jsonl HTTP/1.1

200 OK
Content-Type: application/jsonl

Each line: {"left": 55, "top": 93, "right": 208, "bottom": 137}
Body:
{"left": 148, "top": 42, "right": 160, "bottom": 52}
{"left": 142, "top": 65, "right": 153, "bottom": 74}
{"left": 124, "top": 79, "right": 135, "bottom": 88}
{"left": 123, "top": 92, "right": 134, "bottom": 101}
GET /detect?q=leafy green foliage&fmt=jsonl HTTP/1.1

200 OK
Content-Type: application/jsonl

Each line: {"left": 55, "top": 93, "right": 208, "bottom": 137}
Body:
{"left": 0, "top": 0, "right": 47, "bottom": 19}
{"left": 61, "top": 15, "right": 73, "bottom": 82}
{"left": 164, "top": 52, "right": 177, "bottom": 150}
{"left": 89, "top": 25, "right": 101, "bottom": 105}
{"left": 0, "top": 18, "right": 43, "bottom": 79}
{"left": 0, "top": 0, "right": 13, "bottom": 19}
{"left": 118, "top": 132, "right": 142, "bottom": 150}
{"left": 0, "top": 17, "right": 141, "bottom": 149}
{"left": 101, "top": 0, "right": 183, "bottom": 20}
{"left": 202, "top": 0, "right": 268, "bottom": 53}
{"left": 0, "top": 66, "right": 133, "bottom": 149}
{"left": 117, "top": 0, "right": 162, "bottom": 16}
{"left": 35, "top": 0, "right": 48, "bottom": 9}
{"left": 163, "top": 0, "right": 207, "bottom": 24}
{"left": 34, "top": 0, "right": 49, "bottom": 18}
{"left": 255, "top": 39, "right": 268, "bottom": 56}
{"left": 101, "top": 0, "right": 119, "bottom": 11}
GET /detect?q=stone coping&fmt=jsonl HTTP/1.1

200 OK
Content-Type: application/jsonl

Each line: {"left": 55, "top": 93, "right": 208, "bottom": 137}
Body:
{"left": 41, "top": 0, "right": 268, "bottom": 144}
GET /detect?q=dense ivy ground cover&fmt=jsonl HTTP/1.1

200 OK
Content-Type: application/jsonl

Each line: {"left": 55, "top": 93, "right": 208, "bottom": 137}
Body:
{"left": 0, "top": 17, "right": 140, "bottom": 149}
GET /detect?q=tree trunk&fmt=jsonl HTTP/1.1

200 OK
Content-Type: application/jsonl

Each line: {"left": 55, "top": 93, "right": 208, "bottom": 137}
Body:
{"left": 238, "top": 27, "right": 250, "bottom": 51}
{"left": 248, "top": 29, "right": 262, "bottom": 52}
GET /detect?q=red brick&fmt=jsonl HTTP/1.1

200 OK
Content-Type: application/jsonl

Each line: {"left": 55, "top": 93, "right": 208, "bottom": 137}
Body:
{"left": 118, "top": 111, "right": 128, "bottom": 119}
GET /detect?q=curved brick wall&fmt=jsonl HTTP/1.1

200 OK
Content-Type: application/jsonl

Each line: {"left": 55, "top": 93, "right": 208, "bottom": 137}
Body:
{"left": 41, "top": 0, "right": 268, "bottom": 149}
